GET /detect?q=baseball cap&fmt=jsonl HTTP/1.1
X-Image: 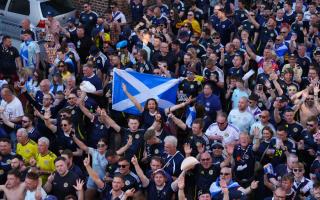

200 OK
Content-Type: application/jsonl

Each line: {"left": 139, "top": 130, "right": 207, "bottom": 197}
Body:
{"left": 67, "top": 17, "right": 75, "bottom": 24}
{"left": 211, "top": 141, "right": 224, "bottom": 149}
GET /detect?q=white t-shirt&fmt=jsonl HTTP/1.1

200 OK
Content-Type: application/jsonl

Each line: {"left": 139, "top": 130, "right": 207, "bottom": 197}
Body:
{"left": 205, "top": 123, "right": 240, "bottom": 144}
{"left": 227, "top": 109, "right": 255, "bottom": 133}
{"left": 25, "top": 188, "right": 47, "bottom": 200}
{"left": 0, "top": 96, "right": 24, "bottom": 119}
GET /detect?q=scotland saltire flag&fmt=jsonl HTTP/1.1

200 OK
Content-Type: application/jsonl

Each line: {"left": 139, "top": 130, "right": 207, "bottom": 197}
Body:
{"left": 112, "top": 69, "right": 180, "bottom": 115}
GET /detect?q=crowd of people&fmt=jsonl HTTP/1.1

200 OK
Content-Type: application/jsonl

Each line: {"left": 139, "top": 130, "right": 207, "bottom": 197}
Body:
{"left": 1, "top": 0, "right": 320, "bottom": 199}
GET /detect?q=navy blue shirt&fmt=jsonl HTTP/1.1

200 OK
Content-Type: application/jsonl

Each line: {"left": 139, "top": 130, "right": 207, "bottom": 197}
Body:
{"left": 130, "top": 1, "right": 144, "bottom": 22}
{"left": 233, "top": 144, "right": 255, "bottom": 181}
{"left": 120, "top": 128, "right": 145, "bottom": 160}
{"left": 163, "top": 151, "right": 184, "bottom": 177}
{"left": 216, "top": 19, "right": 235, "bottom": 45}
{"left": 196, "top": 93, "right": 222, "bottom": 117}
{"left": 145, "top": 181, "right": 173, "bottom": 200}
{"left": 83, "top": 74, "right": 103, "bottom": 91}
{"left": 79, "top": 11, "right": 98, "bottom": 36}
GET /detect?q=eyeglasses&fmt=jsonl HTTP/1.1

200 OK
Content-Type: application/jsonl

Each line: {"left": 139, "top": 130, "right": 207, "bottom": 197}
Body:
{"left": 293, "top": 168, "right": 303, "bottom": 172}
{"left": 97, "top": 144, "right": 106, "bottom": 148}
{"left": 119, "top": 164, "right": 128, "bottom": 168}
{"left": 61, "top": 124, "right": 68, "bottom": 127}
{"left": 220, "top": 172, "right": 230, "bottom": 176}
{"left": 201, "top": 158, "right": 211, "bottom": 161}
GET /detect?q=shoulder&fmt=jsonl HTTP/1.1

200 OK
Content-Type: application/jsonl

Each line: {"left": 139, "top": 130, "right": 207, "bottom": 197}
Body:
{"left": 48, "top": 151, "right": 57, "bottom": 159}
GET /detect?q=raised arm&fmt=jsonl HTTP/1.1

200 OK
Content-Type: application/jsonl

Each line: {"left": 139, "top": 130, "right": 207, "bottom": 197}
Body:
{"left": 314, "top": 84, "right": 320, "bottom": 112}
{"left": 122, "top": 83, "right": 143, "bottom": 113}
{"left": 131, "top": 156, "right": 150, "bottom": 187}
{"left": 165, "top": 96, "right": 193, "bottom": 115}
{"left": 83, "top": 154, "right": 105, "bottom": 189}
{"left": 116, "top": 135, "right": 132, "bottom": 155}
{"left": 101, "top": 112, "right": 121, "bottom": 133}
{"left": 244, "top": 39, "right": 257, "bottom": 60}
{"left": 246, "top": 13, "right": 260, "bottom": 29}
{"left": 43, "top": 112, "right": 57, "bottom": 133}
{"left": 71, "top": 134, "right": 89, "bottom": 153}
{"left": 167, "top": 113, "right": 187, "bottom": 130}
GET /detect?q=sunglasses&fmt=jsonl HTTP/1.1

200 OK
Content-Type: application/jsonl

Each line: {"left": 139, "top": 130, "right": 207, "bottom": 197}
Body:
{"left": 307, "top": 123, "right": 315, "bottom": 127}
{"left": 201, "top": 158, "right": 211, "bottom": 161}
{"left": 68, "top": 97, "right": 76, "bottom": 100}
{"left": 97, "top": 144, "right": 106, "bottom": 148}
{"left": 280, "top": 32, "right": 287, "bottom": 34}
{"left": 61, "top": 124, "right": 68, "bottom": 127}
{"left": 293, "top": 168, "right": 303, "bottom": 172}
{"left": 212, "top": 146, "right": 223, "bottom": 150}
{"left": 217, "top": 122, "right": 226, "bottom": 125}
{"left": 119, "top": 164, "right": 128, "bottom": 168}
{"left": 220, "top": 172, "right": 230, "bottom": 176}
{"left": 306, "top": 98, "right": 314, "bottom": 101}
{"left": 213, "top": 37, "right": 220, "bottom": 39}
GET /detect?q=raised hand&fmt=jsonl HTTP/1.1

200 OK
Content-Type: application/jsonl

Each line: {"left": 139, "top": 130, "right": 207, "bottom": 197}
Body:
{"left": 131, "top": 155, "right": 138, "bottom": 166}
{"left": 226, "top": 143, "right": 234, "bottom": 155}
{"left": 314, "top": 83, "right": 319, "bottom": 95}
{"left": 125, "top": 188, "right": 135, "bottom": 197}
{"left": 73, "top": 179, "right": 85, "bottom": 191}
{"left": 83, "top": 154, "right": 90, "bottom": 167}
{"left": 122, "top": 83, "right": 128, "bottom": 92}
{"left": 252, "top": 127, "right": 260, "bottom": 138}
{"left": 126, "top": 135, "right": 133, "bottom": 147}
{"left": 43, "top": 112, "right": 51, "bottom": 120}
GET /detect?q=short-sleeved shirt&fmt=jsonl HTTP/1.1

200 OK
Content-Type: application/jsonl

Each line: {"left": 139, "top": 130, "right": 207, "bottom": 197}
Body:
{"left": 205, "top": 123, "right": 240, "bottom": 144}
{"left": 0, "top": 44, "right": 19, "bottom": 74}
{"left": 88, "top": 147, "right": 108, "bottom": 179}
{"left": 35, "top": 151, "right": 57, "bottom": 183}
{"left": 16, "top": 140, "right": 38, "bottom": 164}
{"left": 0, "top": 97, "right": 24, "bottom": 119}
{"left": 51, "top": 171, "right": 79, "bottom": 200}
{"left": 227, "top": 109, "right": 255, "bottom": 132}
{"left": 20, "top": 41, "right": 40, "bottom": 69}
{"left": 196, "top": 93, "right": 222, "bottom": 117}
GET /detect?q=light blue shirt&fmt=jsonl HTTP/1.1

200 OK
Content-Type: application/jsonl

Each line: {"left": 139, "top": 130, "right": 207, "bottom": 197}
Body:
{"left": 228, "top": 109, "right": 255, "bottom": 133}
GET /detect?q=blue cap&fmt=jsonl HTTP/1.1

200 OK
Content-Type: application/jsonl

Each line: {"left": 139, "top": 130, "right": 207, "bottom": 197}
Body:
{"left": 47, "top": 11, "right": 53, "bottom": 17}
{"left": 44, "top": 195, "right": 58, "bottom": 200}
{"left": 116, "top": 40, "right": 128, "bottom": 49}
{"left": 67, "top": 17, "right": 75, "bottom": 24}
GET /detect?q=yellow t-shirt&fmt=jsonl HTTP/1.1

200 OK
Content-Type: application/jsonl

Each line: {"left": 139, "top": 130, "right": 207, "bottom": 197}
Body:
{"left": 36, "top": 151, "right": 57, "bottom": 183}
{"left": 16, "top": 140, "right": 38, "bottom": 164}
